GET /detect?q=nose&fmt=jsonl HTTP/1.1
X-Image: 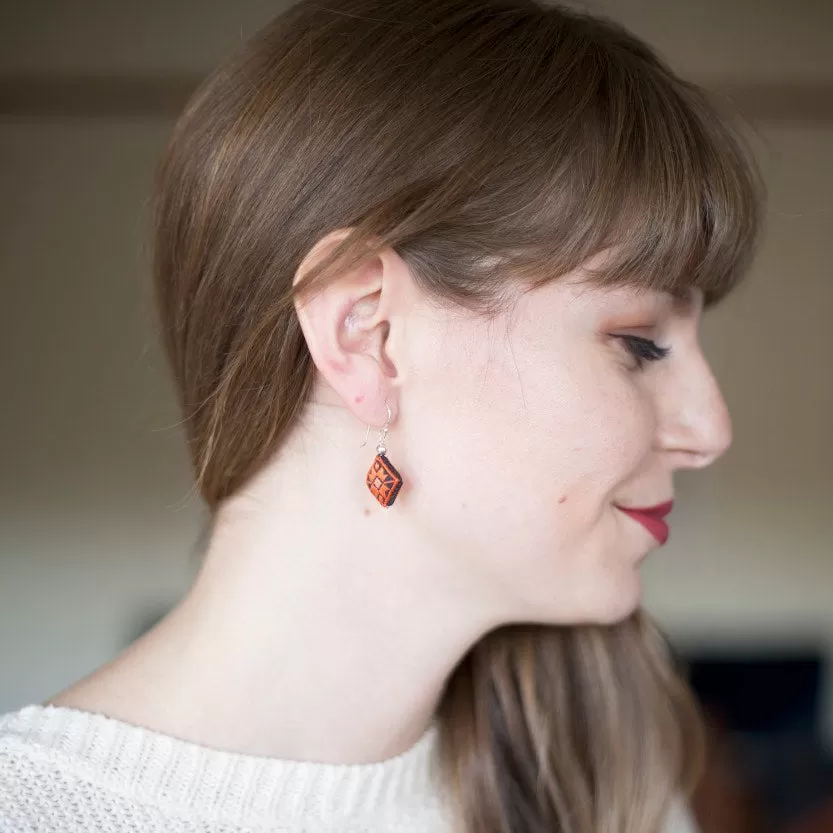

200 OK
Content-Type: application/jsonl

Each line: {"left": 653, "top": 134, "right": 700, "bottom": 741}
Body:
{"left": 656, "top": 352, "right": 733, "bottom": 470}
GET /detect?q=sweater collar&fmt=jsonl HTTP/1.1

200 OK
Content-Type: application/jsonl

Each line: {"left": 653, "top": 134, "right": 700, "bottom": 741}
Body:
{"left": 1, "top": 704, "right": 445, "bottom": 826}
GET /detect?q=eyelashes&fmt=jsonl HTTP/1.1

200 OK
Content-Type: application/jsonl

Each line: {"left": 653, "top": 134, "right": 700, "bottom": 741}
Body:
{"left": 615, "top": 335, "right": 671, "bottom": 370}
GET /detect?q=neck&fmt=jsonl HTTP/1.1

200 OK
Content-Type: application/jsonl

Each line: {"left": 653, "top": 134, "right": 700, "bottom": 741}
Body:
{"left": 92, "top": 401, "right": 497, "bottom": 764}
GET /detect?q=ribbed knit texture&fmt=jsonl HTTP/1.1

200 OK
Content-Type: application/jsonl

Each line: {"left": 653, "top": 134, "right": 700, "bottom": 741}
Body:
{"left": 0, "top": 705, "right": 448, "bottom": 832}
{"left": 0, "top": 704, "right": 700, "bottom": 833}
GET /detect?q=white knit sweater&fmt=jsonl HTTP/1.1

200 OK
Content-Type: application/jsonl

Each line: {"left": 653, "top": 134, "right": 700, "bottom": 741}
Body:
{"left": 0, "top": 704, "right": 699, "bottom": 833}
{"left": 0, "top": 705, "right": 447, "bottom": 832}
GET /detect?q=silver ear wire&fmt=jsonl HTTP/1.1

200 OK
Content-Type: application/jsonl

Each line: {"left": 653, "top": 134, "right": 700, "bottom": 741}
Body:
{"left": 376, "top": 401, "right": 392, "bottom": 455}
{"left": 360, "top": 401, "right": 392, "bottom": 455}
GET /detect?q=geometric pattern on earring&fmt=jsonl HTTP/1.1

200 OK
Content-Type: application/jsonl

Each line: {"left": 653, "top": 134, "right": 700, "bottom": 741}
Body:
{"left": 366, "top": 453, "right": 403, "bottom": 507}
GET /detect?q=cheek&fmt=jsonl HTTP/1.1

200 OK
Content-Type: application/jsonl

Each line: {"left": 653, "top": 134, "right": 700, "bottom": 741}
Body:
{"left": 524, "top": 349, "right": 655, "bottom": 502}
{"left": 557, "top": 387, "right": 653, "bottom": 496}
{"left": 398, "top": 317, "right": 540, "bottom": 543}
{"left": 399, "top": 310, "right": 653, "bottom": 556}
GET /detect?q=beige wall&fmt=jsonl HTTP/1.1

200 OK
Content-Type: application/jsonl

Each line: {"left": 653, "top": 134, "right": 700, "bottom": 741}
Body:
{"left": 2, "top": 1, "right": 831, "bottom": 742}
{"left": 0, "top": 120, "right": 205, "bottom": 707}
{"left": 2, "top": 0, "right": 831, "bottom": 81}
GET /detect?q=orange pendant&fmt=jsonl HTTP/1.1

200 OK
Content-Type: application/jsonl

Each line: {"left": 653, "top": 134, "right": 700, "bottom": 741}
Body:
{"left": 366, "top": 453, "right": 403, "bottom": 507}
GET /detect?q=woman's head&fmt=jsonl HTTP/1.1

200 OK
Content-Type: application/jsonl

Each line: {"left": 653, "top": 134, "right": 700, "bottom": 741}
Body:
{"left": 153, "top": 0, "right": 763, "bottom": 829}
{"left": 291, "top": 239, "right": 733, "bottom": 628}
{"left": 154, "top": 0, "right": 760, "bottom": 626}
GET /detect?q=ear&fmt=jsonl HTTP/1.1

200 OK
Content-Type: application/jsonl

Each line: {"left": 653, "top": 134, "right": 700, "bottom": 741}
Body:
{"left": 292, "top": 229, "right": 407, "bottom": 428}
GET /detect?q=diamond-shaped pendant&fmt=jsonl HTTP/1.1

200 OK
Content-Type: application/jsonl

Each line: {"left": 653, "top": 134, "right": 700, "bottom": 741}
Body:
{"left": 366, "top": 453, "right": 403, "bottom": 507}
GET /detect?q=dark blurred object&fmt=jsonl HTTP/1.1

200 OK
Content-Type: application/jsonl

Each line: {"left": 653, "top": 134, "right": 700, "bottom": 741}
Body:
{"left": 786, "top": 797, "right": 833, "bottom": 833}
{"left": 787, "top": 798, "right": 833, "bottom": 833}
{"left": 685, "top": 651, "right": 833, "bottom": 833}
{"left": 692, "top": 715, "right": 771, "bottom": 833}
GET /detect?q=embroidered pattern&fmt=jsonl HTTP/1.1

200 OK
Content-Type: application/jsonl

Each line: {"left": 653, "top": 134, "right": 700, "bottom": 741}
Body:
{"left": 366, "top": 454, "right": 403, "bottom": 507}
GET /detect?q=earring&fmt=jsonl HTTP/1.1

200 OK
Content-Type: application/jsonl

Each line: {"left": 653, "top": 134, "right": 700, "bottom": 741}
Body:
{"left": 362, "top": 402, "right": 403, "bottom": 508}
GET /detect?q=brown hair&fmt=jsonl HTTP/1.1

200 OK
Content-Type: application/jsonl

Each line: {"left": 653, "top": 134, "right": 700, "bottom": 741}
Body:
{"left": 152, "top": 1, "right": 763, "bottom": 831}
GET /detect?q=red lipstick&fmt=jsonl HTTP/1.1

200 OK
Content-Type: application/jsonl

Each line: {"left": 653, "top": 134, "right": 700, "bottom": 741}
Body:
{"left": 615, "top": 501, "right": 674, "bottom": 545}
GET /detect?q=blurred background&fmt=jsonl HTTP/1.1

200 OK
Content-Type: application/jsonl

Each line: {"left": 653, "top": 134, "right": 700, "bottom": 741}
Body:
{"left": 1, "top": 1, "right": 831, "bottom": 831}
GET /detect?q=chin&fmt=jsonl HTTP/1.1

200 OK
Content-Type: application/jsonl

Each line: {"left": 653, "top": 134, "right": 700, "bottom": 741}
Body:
{"left": 584, "top": 574, "right": 642, "bottom": 625}
{"left": 529, "top": 583, "right": 641, "bottom": 627}
{"left": 513, "top": 558, "right": 643, "bottom": 626}
{"left": 591, "top": 599, "right": 640, "bottom": 625}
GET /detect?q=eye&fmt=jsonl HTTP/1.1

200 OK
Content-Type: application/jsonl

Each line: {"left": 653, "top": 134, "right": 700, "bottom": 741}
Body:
{"left": 615, "top": 335, "right": 671, "bottom": 370}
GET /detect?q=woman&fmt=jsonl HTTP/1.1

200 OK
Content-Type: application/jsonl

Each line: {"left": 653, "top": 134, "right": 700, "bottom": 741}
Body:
{"left": 0, "top": 1, "right": 763, "bottom": 831}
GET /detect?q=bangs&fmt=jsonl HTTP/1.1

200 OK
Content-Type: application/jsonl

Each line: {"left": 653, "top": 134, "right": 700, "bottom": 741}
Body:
{"left": 590, "top": 77, "right": 764, "bottom": 305}
{"left": 278, "top": 4, "right": 765, "bottom": 317}
{"left": 501, "top": 40, "right": 765, "bottom": 308}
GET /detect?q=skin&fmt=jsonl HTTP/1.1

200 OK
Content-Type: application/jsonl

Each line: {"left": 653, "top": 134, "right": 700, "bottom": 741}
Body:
{"left": 51, "top": 231, "right": 732, "bottom": 767}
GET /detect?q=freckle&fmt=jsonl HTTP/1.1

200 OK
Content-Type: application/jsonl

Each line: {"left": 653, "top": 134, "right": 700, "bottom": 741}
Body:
{"left": 355, "top": 395, "right": 364, "bottom": 404}
{"left": 558, "top": 495, "right": 567, "bottom": 504}
{"left": 363, "top": 508, "right": 371, "bottom": 517}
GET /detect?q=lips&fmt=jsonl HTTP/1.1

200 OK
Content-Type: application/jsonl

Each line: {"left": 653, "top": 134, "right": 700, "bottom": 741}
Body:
{"left": 615, "top": 501, "right": 673, "bottom": 545}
